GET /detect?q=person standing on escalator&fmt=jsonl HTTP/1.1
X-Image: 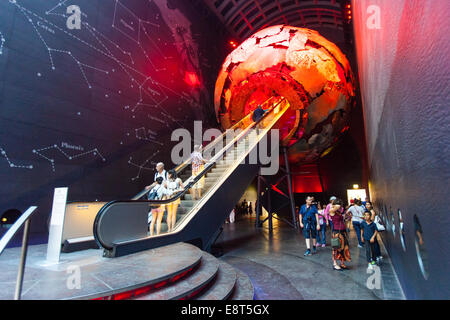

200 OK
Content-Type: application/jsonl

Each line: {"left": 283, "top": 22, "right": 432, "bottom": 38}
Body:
{"left": 148, "top": 176, "right": 168, "bottom": 236}
{"left": 145, "top": 162, "right": 167, "bottom": 193}
{"left": 252, "top": 105, "right": 268, "bottom": 123}
{"left": 154, "top": 162, "right": 168, "bottom": 181}
{"left": 190, "top": 145, "right": 208, "bottom": 200}
{"left": 165, "top": 170, "right": 184, "bottom": 232}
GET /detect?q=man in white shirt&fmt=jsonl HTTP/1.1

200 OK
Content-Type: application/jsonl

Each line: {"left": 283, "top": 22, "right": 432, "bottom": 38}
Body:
{"left": 153, "top": 162, "right": 167, "bottom": 181}
{"left": 145, "top": 162, "right": 167, "bottom": 192}
{"left": 346, "top": 199, "right": 366, "bottom": 247}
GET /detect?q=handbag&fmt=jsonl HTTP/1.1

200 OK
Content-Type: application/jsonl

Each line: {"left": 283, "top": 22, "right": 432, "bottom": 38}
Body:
{"left": 148, "top": 185, "right": 161, "bottom": 200}
{"left": 374, "top": 215, "right": 385, "bottom": 231}
{"left": 331, "top": 235, "right": 341, "bottom": 249}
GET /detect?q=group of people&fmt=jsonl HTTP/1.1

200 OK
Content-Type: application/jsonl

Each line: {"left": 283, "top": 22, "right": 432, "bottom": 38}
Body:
{"left": 145, "top": 145, "right": 209, "bottom": 236}
{"left": 227, "top": 200, "right": 253, "bottom": 224}
{"left": 298, "top": 195, "right": 384, "bottom": 271}
{"left": 145, "top": 163, "right": 184, "bottom": 236}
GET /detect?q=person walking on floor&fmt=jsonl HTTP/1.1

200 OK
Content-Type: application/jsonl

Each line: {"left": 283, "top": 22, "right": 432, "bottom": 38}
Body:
{"left": 316, "top": 202, "right": 327, "bottom": 247}
{"left": 361, "top": 211, "right": 379, "bottom": 269}
{"left": 229, "top": 208, "right": 235, "bottom": 223}
{"left": 299, "top": 196, "right": 320, "bottom": 256}
{"left": 324, "top": 196, "right": 342, "bottom": 231}
{"left": 346, "top": 199, "right": 366, "bottom": 248}
{"left": 329, "top": 198, "right": 351, "bottom": 271}
{"left": 365, "top": 202, "right": 383, "bottom": 263}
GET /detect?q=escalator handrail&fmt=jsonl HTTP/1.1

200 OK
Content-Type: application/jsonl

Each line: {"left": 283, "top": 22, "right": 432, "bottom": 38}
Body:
{"left": 131, "top": 96, "right": 276, "bottom": 200}
{"left": 94, "top": 98, "right": 285, "bottom": 249}
{"left": 100, "top": 98, "right": 282, "bottom": 207}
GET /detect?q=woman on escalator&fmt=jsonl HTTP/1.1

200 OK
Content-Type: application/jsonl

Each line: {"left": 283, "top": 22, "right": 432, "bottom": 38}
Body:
{"left": 165, "top": 169, "right": 184, "bottom": 232}
{"left": 148, "top": 176, "right": 168, "bottom": 236}
{"left": 189, "top": 145, "right": 208, "bottom": 200}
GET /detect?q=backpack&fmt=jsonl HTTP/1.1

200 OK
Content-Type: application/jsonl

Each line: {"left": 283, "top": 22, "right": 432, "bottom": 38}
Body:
{"left": 148, "top": 186, "right": 161, "bottom": 200}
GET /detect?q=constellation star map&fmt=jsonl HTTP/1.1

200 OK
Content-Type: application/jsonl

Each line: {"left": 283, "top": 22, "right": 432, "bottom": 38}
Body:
{"left": 0, "top": 0, "right": 227, "bottom": 218}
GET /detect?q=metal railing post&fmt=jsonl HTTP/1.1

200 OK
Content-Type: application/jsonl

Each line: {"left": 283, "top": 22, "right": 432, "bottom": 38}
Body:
{"left": 14, "top": 218, "right": 31, "bottom": 300}
{"left": 256, "top": 173, "right": 261, "bottom": 227}
{"left": 283, "top": 147, "right": 298, "bottom": 229}
{"left": 268, "top": 186, "right": 272, "bottom": 233}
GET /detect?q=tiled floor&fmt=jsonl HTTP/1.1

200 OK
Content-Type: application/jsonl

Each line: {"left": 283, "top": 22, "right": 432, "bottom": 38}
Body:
{"left": 214, "top": 213, "right": 405, "bottom": 300}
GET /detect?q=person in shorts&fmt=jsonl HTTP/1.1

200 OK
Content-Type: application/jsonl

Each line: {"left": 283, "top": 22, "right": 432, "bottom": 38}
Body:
{"left": 299, "top": 196, "right": 320, "bottom": 256}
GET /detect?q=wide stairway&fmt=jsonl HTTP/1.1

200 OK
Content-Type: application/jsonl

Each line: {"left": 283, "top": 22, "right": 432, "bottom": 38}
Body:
{"left": 101, "top": 242, "right": 254, "bottom": 300}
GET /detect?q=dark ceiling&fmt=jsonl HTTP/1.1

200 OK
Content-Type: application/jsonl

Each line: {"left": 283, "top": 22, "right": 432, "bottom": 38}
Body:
{"left": 201, "top": 0, "right": 345, "bottom": 40}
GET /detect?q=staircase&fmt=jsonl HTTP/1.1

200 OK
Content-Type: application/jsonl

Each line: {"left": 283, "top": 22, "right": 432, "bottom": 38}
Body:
{"left": 130, "top": 243, "right": 254, "bottom": 300}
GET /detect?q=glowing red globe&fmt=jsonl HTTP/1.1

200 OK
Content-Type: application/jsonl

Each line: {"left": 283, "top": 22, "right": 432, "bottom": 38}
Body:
{"left": 214, "top": 25, "right": 355, "bottom": 163}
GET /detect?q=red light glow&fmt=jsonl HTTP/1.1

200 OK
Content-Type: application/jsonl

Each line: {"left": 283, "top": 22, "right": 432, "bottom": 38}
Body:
{"left": 184, "top": 71, "right": 201, "bottom": 87}
{"left": 229, "top": 40, "right": 238, "bottom": 48}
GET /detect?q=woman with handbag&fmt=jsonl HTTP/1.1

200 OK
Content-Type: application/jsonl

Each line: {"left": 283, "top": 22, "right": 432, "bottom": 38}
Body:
{"left": 329, "top": 198, "right": 351, "bottom": 271}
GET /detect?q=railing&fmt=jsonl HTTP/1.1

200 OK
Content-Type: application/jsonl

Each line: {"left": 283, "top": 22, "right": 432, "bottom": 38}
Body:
{"left": 104, "top": 97, "right": 282, "bottom": 208}
{"left": 0, "top": 206, "right": 38, "bottom": 300}
{"left": 131, "top": 96, "right": 277, "bottom": 201}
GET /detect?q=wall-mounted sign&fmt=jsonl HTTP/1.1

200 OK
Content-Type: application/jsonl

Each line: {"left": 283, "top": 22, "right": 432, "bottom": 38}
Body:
{"left": 46, "top": 187, "right": 68, "bottom": 263}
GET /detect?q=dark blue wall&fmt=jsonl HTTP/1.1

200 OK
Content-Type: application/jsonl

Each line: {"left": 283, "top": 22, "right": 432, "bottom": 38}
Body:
{"left": 0, "top": 0, "right": 227, "bottom": 234}
{"left": 353, "top": 0, "right": 450, "bottom": 299}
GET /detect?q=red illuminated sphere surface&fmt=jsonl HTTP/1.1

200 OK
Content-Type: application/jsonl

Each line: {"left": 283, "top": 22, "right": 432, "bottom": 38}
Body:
{"left": 214, "top": 25, "right": 355, "bottom": 163}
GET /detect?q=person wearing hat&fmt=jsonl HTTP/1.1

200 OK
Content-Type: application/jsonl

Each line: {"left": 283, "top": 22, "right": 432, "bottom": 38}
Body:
{"left": 324, "top": 196, "right": 343, "bottom": 231}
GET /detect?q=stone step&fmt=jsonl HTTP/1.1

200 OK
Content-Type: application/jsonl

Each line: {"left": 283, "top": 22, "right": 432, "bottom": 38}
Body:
{"left": 134, "top": 252, "right": 219, "bottom": 300}
{"left": 195, "top": 260, "right": 237, "bottom": 300}
{"left": 229, "top": 268, "right": 255, "bottom": 300}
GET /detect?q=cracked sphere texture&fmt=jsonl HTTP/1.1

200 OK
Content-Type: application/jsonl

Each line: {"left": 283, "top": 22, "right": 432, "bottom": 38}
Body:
{"left": 214, "top": 25, "right": 355, "bottom": 163}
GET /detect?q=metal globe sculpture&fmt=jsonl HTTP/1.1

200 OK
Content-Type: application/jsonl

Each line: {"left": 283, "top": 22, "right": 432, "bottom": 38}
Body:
{"left": 214, "top": 25, "right": 355, "bottom": 163}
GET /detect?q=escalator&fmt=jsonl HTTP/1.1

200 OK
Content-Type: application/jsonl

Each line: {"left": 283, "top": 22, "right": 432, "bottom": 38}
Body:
{"left": 94, "top": 97, "right": 291, "bottom": 257}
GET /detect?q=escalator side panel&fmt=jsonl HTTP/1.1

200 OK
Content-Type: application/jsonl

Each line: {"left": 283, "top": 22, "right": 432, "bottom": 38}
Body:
{"left": 110, "top": 163, "right": 259, "bottom": 257}
{"left": 96, "top": 202, "right": 149, "bottom": 250}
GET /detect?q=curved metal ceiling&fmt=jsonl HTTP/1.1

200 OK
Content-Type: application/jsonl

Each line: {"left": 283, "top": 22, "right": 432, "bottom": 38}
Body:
{"left": 201, "top": 0, "right": 344, "bottom": 40}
